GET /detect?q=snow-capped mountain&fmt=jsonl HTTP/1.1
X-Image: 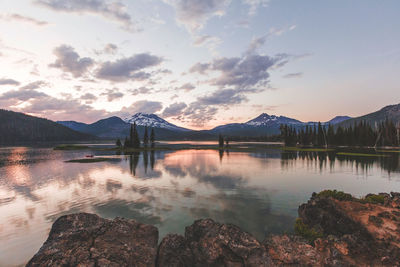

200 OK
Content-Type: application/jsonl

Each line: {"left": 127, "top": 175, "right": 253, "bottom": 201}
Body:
{"left": 123, "top": 113, "right": 190, "bottom": 132}
{"left": 245, "top": 113, "right": 303, "bottom": 126}
{"left": 211, "top": 113, "right": 351, "bottom": 136}
{"left": 211, "top": 113, "right": 303, "bottom": 136}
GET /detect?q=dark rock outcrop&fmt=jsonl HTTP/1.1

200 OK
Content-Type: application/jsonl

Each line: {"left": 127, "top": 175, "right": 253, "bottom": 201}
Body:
{"left": 264, "top": 234, "right": 323, "bottom": 266}
{"left": 295, "top": 192, "right": 400, "bottom": 266}
{"left": 26, "top": 192, "right": 400, "bottom": 266}
{"left": 26, "top": 213, "right": 158, "bottom": 267}
{"left": 156, "top": 234, "right": 193, "bottom": 266}
{"left": 157, "top": 219, "right": 272, "bottom": 266}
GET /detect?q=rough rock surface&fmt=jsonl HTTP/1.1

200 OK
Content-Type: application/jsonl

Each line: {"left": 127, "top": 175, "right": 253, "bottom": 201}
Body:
{"left": 26, "top": 213, "right": 159, "bottom": 267}
{"left": 27, "top": 192, "right": 400, "bottom": 267}
{"left": 156, "top": 234, "right": 193, "bottom": 266}
{"left": 295, "top": 191, "right": 400, "bottom": 266}
{"left": 157, "top": 219, "right": 272, "bottom": 267}
{"left": 264, "top": 235, "right": 324, "bottom": 266}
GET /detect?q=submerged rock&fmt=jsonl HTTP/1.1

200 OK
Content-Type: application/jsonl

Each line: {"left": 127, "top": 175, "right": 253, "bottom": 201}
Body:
{"left": 26, "top": 213, "right": 159, "bottom": 267}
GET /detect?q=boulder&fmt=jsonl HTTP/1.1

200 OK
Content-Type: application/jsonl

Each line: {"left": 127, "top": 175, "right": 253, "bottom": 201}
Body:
{"left": 297, "top": 193, "right": 400, "bottom": 266}
{"left": 26, "top": 213, "right": 158, "bottom": 267}
{"left": 156, "top": 234, "right": 193, "bottom": 267}
{"left": 157, "top": 219, "right": 272, "bottom": 267}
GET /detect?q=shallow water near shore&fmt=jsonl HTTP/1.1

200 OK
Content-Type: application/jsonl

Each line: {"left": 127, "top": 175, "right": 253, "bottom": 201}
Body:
{"left": 0, "top": 144, "right": 400, "bottom": 266}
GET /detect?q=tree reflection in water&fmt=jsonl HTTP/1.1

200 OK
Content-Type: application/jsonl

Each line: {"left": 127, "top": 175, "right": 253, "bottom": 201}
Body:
{"left": 281, "top": 150, "right": 400, "bottom": 174}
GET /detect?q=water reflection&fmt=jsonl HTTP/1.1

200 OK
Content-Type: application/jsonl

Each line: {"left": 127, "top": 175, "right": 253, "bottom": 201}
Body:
{"left": 0, "top": 147, "right": 400, "bottom": 266}
{"left": 281, "top": 151, "right": 400, "bottom": 174}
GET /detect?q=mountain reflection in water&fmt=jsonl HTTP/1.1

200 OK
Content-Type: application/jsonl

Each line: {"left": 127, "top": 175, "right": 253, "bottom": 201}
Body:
{"left": 0, "top": 147, "right": 400, "bottom": 266}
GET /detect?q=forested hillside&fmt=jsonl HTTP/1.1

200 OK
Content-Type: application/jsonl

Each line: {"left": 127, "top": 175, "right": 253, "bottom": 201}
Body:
{"left": 0, "top": 109, "right": 95, "bottom": 144}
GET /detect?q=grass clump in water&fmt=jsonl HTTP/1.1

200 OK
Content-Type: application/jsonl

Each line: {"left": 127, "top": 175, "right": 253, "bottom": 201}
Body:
{"left": 283, "top": 147, "right": 334, "bottom": 152}
{"left": 66, "top": 158, "right": 112, "bottom": 163}
{"left": 376, "top": 149, "right": 400, "bottom": 153}
{"left": 336, "top": 152, "right": 387, "bottom": 157}
{"left": 54, "top": 145, "right": 90, "bottom": 150}
{"left": 314, "top": 190, "right": 353, "bottom": 201}
{"left": 294, "top": 218, "right": 323, "bottom": 243}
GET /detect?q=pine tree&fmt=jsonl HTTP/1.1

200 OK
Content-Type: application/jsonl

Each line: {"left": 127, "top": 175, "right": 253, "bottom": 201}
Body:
{"left": 130, "top": 124, "right": 134, "bottom": 147}
{"left": 327, "top": 124, "right": 334, "bottom": 146}
{"left": 123, "top": 136, "right": 130, "bottom": 148}
{"left": 143, "top": 126, "right": 149, "bottom": 148}
{"left": 116, "top": 138, "right": 122, "bottom": 147}
{"left": 317, "top": 122, "right": 324, "bottom": 147}
{"left": 150, "top": 128, "right": 155, "bottom": 148}
{"left": 132, "top": 122, "right": 140, "bottom": 148}
{"left": 218, "top": 134, "right": 224, "bottom": 148}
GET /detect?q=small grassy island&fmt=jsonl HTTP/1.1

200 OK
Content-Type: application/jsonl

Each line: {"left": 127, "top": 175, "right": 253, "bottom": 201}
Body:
{"left": 54, "top": 144, "right": 90, "bottom": 150}
{"left": 65, "top": 157, "right": 116, "bottom": 163}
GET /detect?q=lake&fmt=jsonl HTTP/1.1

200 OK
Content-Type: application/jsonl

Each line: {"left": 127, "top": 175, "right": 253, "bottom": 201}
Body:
{"left": 0, "top": 144, "right": 400, "bottom": 266}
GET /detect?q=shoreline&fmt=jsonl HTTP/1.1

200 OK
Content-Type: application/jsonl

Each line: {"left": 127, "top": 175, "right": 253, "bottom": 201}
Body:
{"left": 27, "top": 190, "right": 400, "bottom": 266}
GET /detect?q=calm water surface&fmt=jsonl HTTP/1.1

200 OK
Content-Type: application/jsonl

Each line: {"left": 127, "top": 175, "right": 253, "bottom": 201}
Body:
{"left": 0, "top": 145, "right": 400, "bottom": 266}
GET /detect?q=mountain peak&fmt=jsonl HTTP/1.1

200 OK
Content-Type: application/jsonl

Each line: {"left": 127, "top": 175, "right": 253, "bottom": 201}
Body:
{"left": 246, "top": 113, "right": 302, "bottom": 126}
{"left": 123, "top": 113, "right": 190, "bottom": 131}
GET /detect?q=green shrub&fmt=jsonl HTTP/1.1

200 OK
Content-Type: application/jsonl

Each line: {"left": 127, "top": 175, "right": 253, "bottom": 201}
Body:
{"left": 362, "top": 194, "right": 385, "bottom": 204}
{"left": 315, "top": 190, "right": 353, "bottom": 201}
{"left": 294, "top": 218, "right": 323, "bottom": 243}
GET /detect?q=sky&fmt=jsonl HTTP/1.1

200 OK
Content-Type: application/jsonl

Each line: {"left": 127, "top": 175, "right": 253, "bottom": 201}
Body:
{"left": 0, "top": 0, "right": 399, "bottom": 130}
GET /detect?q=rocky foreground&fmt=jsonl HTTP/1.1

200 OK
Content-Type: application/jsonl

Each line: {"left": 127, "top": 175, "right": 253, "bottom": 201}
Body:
{"left": 27, "top": 191, "right": 400, "bottom": 266}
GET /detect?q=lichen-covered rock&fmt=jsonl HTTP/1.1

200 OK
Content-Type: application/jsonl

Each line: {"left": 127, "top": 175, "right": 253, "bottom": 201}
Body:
{"left": 297, "top": 192, "right": 400, "bottom": 266}
{"left": 158, "top": 219, "right": 272, "bottom": 267}
{"left": 26, "top": 213, "right": 158, "bottom": 267}
{"left": 264, "top": 235, "right": 323, "bottom": 266}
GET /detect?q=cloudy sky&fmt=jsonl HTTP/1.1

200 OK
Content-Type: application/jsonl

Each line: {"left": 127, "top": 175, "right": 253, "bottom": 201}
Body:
{"left": 0, "top": 0, "right": 399, "bottom": 129}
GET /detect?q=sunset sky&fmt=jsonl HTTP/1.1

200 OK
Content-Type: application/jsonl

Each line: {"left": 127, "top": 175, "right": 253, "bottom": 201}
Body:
{"left": 0, "top": 0, "right": 399, "bottom": 129}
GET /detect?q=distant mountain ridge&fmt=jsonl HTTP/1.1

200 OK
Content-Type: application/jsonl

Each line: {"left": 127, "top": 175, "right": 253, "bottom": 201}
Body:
{"left": 338, "top": 103, "right": 400, "bottom": 128}
{"left": 56, "top": 103, "right": 400, "bottom": 140}
{"left": 58, "top": 113, "right": 196, "bottom": 139}
{"left": 0, "top": 109, "right": 95, "bottom": 144}
{"left": 58, "top": 112, "right": 353, "bottom": 139}
{"left": 211, "top": 113, "right": 351, "bottom": 136}
{"left": 326, "top": 116, "right": 352, "bottom": 124}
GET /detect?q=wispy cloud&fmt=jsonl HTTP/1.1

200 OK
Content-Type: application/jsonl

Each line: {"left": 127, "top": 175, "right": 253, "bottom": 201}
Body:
{"left": 119, "top": 100, "right": 163, "bottom": 117}
{"left": 163, "top": 0, "right": 231, "bottom": 32}
{"left": 246, "top": 25, "right": 297, "bottom": 55}
{"left": 0, "top": 78, "right": 20, "bottom": 86}
{"left": 0, "top": 13, "right": 48, "bottom": 26}
{"left": 101, "top": 88, "right": 124, "bottom": 102}
{"left": 94, "top": 43, "right": 118, "bottom": 55}
{"left": 162, "top": 102, "right": 187, "bottom": 118}
{"left": 96, "top": 53, "right": 163, "bottom": 82}
{"left": 283, "top": 72, "right": 303, "bottom": 79}
{"left": 35, "top": 0, "right": 139, "bottom": 32}
{"left": 49, "top": 45, "right": 94, "bottom": 77}
{"left": 243, "top": 0, "right": 269, "bottom": 15}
